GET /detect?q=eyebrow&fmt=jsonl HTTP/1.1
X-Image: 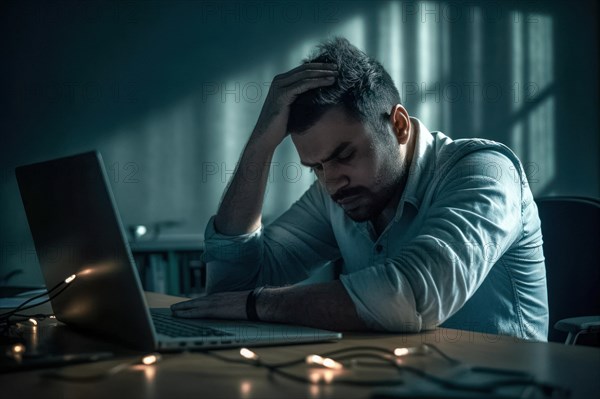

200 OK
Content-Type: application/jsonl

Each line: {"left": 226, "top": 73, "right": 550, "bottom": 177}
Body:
{"left": 300, "top": 142, "right": 352, "bottom": 168}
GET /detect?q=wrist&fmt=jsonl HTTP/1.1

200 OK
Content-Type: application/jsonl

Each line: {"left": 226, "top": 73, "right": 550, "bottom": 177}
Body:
{"left": 246, "top": 286, "right": 265, "bottom": 321}
{"left": 249, "top": 127, "right": 284, "bottom": 153}
{"left": 254, "top": 286, "right": 279, "bottom": 322}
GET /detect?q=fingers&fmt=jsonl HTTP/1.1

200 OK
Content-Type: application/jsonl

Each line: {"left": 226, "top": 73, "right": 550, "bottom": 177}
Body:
{"left": 170, "top": 299, "right": 199, "bottom": 311}
{"left": 271, "top": 63, "right": 338, "bottom": 102}
{"left": 171, "top": 290, "right": 249, "bottom": 321}
{"left": 287, "top": 76, "right": 337, "bottom": 98}
{"left": 171, "top": 299, "right": 211, "bottom": 318}
{"left": 279, "top": 62, "right": 337, "bottom": 79}
{"left": 277, "top": 68, "right": 338, "bottom": 88}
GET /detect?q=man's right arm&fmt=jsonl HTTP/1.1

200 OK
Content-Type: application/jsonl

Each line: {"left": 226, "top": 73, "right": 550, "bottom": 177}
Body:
{"left": 213, "top": 63, "right": 339, "bottom": 236}
{"left": 204, "top": 64, "right": 340, "bottom": 293}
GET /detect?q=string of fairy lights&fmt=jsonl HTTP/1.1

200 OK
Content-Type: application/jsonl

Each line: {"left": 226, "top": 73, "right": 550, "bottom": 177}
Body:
{"left": 0, "top": 274, "right": 77, "bottom": 333}
{"left": 1, "top": 273, "right": 569, "bottom": 397}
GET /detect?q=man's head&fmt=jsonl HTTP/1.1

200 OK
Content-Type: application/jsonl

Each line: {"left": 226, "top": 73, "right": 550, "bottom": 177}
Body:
{"left": 287, "top": 37, "right": 401, "bottom": 138}
{"left": 288, "top": 37, "right": 414, "bottom": 223}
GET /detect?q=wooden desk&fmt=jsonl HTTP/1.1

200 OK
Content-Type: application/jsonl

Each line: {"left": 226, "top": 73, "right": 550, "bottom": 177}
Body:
{"left": 1, "top": 292, "right": 599, "bottom": 398}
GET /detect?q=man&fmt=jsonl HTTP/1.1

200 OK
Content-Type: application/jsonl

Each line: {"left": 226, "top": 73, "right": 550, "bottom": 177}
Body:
{"left": 172, "top": 37, "right": 549, "bottom": 341}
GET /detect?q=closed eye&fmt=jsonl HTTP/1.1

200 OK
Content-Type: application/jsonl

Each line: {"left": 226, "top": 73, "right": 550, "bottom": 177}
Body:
{"left": 305, "top": 149, "right": 355, "bottom": 174}
{"left": 337, "top": 151, "right": 355, "bottom": 162}
{"left": 307, "top": 152, "right": 355, "bottom": 173}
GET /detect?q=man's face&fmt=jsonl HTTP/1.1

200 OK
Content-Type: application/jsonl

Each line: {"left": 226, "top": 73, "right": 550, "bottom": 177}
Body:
{"left": 292, "top": 106, "right": 407, "bottom": 222}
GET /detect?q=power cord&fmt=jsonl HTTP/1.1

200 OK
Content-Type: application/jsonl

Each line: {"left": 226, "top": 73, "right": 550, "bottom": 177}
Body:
{"left": 36, "top": 343, "right": 570, "bottom": 397}
{"left": 204, "top": 344, "right": 570, "bottom": 397}
{"left": 13, "top": 302, "right": 567, "bottom": 399}
{"left": 0, "top": 274, "right": 76, "bottom": 333}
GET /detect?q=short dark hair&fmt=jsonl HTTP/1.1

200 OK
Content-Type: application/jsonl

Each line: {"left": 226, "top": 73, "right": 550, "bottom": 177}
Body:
{"left": 287, "top": 37, "right": 401, "bottom": 136}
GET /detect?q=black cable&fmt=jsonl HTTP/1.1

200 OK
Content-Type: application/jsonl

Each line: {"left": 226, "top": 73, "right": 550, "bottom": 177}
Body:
{"left": 34, "top": 332, "right": 569, "bottom": 397}
{"left": 420, "top": 343, "right": 461, "bottom": 365}
{"left": 269, "top": 345, "right": 397, "bottom": 368}
{"left": 0, "top": 283, "right": 72, "bottom": 324}
{"left": 203, "top": 345, "right": 569, "bottom": 397}
{"left": 0, "top": 279, "right": 68, "bottom": 320}
{"left": 203, "top": 350, "right": 405, "bottom": 387}
{"left": 269, "top": 366, "right": 405, "bottom": 387}
{"left": 203, "top": 344, "right": 449, "bottom": 369}
{"left": 0, "top": 282, "right": 74, "bottom": 335}
{"left": 10, "top": 313, "right": 54, "bottom": 320}
{"left": 338, "top": 350, "right": 564, "bottom": 395}
{"left": 336, "top": 351, "right": 568, "bottom": 397}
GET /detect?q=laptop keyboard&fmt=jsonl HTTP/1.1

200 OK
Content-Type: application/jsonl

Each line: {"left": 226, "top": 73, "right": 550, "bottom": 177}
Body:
{"left": 151, "top": 311, "right": 233, "bottom": 338}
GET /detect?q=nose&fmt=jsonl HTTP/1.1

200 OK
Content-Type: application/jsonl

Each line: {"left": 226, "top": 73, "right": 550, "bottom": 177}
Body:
{"left": 321, "top": 163, "right": 349, "bottom": 196}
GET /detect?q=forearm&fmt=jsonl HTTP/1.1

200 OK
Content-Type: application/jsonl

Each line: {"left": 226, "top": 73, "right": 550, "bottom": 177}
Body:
{"left": 214, "top": 135, "right": 277, "bottom": 235}
{"left": 171, "top": 279, "right": 369, "bottom": 331}
{"left": 256, "top": 280, "right": 369, "bottom": 331}
{"left": 214, "top": 63, "right": 338, "bottom": 235}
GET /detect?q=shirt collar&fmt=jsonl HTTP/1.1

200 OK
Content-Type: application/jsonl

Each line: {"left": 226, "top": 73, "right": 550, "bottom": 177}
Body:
{"left": 394, "top": 117, "right": 438, "bottom": 220}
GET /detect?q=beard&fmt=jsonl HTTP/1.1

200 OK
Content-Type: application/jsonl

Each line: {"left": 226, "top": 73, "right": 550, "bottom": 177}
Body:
{"left": 336, "top": 182, "right": 400, "bottom": 222}
{"left": 333, "top": 148, "right": 408, "bottom": 223}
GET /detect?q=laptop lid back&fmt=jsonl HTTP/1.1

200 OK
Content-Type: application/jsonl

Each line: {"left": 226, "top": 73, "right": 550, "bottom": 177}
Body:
{"left": 15, "top": 151, "right": 157, "bottom": 351}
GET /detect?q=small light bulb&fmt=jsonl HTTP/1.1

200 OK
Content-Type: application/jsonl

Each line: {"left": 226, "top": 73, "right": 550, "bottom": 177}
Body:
{"left": 306, "top": 354, "right": 324, "bottom": 365}
{"left": 64, "top": 274, "right": 76, "bottom": 284}
{"left": 240, "top": 348, "right": 258, "bottom": 360}
{"left": 11, "top": 344, "right": 26, "bottom": 354}
{"left": 394, "top": 347, "right": 410, "bottom": 356}
{"left": 28, "top": 318, "right": 38, "bottom": 326}
{"left": 135, "top": 225, "right": 147, "bottom": 237}
{"left": 394, "top": 345, "right": 429, "bottom": 357}
{"left": 307, "top": 354, "right": 342, "bottom": 369}
{"left": 322, "top": 358, "right": 343, "bottom": 370}
{"left": 141, "top": 353, "right": 161, "bottom": 365}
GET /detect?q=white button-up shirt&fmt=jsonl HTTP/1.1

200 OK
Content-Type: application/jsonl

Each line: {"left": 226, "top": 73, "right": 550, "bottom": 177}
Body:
{"left": 203, "top": 118, "right": 549, "bottom": 341}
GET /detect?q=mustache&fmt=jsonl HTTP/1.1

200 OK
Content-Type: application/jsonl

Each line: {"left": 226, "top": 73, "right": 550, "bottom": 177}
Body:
{"left": 331, "top": 186, "right": 368, "bottom": 203}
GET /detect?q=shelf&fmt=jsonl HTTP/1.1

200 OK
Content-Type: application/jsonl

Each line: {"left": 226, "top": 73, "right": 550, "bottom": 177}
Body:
{"left": 129, "top": 240, "right": 204, "bottom": 253}
{"left": 129, "top": 239, "right": 205, "bottom": 297}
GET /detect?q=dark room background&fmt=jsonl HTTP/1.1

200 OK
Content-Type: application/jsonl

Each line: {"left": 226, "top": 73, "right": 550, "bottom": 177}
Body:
{"left": 1, "top": 0, "right": 598, "bottom": 286}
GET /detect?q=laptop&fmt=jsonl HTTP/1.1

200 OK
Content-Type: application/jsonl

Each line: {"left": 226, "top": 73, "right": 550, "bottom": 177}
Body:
{"left": 15, "top": 151, "right": 341, "bottom": 351}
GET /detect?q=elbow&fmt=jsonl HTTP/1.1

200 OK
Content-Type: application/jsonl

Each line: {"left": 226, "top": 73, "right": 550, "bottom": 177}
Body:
{"left": 377, "top": 309, "right": 448, "bottom": 334}
{"left": 380, "top": 313, "right": 424, "bottom": 334}
{"left": 341, "top": 270, "right": 427, "bottom": 334}
{"left": 360, "top": 294, "right": 425, "bottom": 333}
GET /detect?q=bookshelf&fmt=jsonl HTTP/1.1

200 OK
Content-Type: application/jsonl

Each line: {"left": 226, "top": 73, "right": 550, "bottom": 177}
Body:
{"left": 129, "top": 240, "right": 205, "bottom": 297}
{"left": 129, "top": 240, "right": 342, "bottom": 297}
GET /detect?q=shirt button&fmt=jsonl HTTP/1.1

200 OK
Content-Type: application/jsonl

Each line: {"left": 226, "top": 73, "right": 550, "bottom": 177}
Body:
{"left": 375, "top": 244, "right": 383, "bottom": 253}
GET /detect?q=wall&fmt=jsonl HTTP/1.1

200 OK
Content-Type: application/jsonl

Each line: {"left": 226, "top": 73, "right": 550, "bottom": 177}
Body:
{"left": 1, "top": 0, "right": 598, "bottom": 286}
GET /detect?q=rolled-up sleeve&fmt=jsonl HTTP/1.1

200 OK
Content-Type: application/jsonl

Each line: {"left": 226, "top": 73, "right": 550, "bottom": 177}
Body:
{"left": 341, "top": 150, "right": 523, "bottom": 332}
{"left": 204, "top": 181, "right": 341, "bottom": 294}
{"left": 203, "top": 217, "right": 264, "bottom": 293}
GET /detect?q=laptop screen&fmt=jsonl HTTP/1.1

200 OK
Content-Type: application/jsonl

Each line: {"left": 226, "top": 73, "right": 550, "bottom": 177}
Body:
{"left": 16, "top": 151, "right": 156, "bottom": 350}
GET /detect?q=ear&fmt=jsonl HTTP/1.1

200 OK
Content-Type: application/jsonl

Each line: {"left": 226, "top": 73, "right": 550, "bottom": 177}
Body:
{"left": 389, "top": 104, "right": 411, "bottom": 145}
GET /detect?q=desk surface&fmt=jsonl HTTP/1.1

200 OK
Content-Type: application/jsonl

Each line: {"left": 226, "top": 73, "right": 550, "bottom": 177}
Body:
{"left": 1, "top": 292, "right": 599, "bottom": 398}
